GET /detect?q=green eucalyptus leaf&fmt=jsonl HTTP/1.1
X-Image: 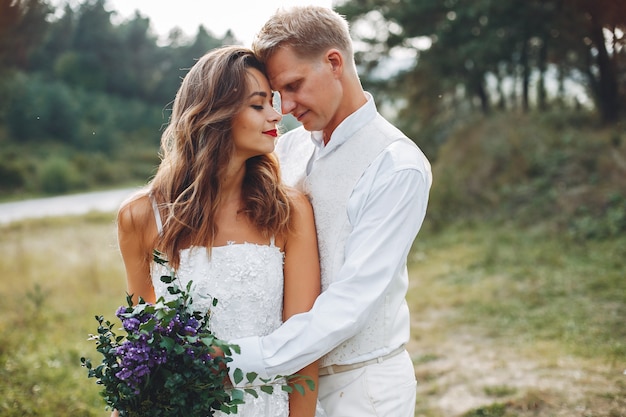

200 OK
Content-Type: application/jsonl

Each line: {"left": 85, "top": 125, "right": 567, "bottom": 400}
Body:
{"left": 260, "top": 385, "right": 274, "bottom": 394}
{"left": 233, "top": 368, "right": 244, "bottom": 385}
{"left": 294, "top": 383, "right": 306, "bottom": 396}
{"left": 161, "top": 274, "right": 175, "bottom": 284}
{"left": 246, "top": 372, "right": 258, "bottom": 384}
{"left": 159, "top": 336, "right": 175, "bottom": 350}
{"left": 244, "top": 388, "right": 259, "bottom": 398}
{"left": 152, "top": 249, "right": 167, "bottom": 265}
{"left": 139, "top": 317, "right": 157, "bottom": 333}
{"left": 305, "top": 378, "right": 316, "bottom": 391}
{"left": 84, "top": 264, "right": 248, "bottom": 416}
{"left": 230, "top": 389, "right": 244, "bottom": 402}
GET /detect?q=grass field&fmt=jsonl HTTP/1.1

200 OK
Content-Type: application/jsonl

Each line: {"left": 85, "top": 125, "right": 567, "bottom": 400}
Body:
{"left": 408, "top": 223, "right": 626, "bottom": 416}
{"left": 0, "top": 213, "right": 624, "bottom": 416}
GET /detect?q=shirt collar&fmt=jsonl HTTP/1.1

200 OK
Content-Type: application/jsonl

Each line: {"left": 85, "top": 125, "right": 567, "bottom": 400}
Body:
{"left": 309, "top": 92, "right": 377, "bottom": 154}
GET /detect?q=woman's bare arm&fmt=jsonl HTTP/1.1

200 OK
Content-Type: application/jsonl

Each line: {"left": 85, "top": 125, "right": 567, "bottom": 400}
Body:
{"left": 282, "top": 191, "right": 321, "bottom": 417}
{"left": 110, "top": 194, "right": 158, "bottom": 417}
{"left": 117, "top": 194, "right": 158, "bottom": 305}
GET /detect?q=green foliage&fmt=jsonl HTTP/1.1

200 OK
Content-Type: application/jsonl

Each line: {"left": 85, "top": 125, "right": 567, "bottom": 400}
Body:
{"left": 0, "top": 159, "right": 28, "bottom": 192}
{"left": 426, "top": 112, "right": 626, "bottom": 241}
{"left": 39, "top": 156, "right": 86, "bottom": 194}
{"left": 483, "top": 385, "right": 517, "bottom": 398}
{"left": 413, "top": 224, "right": 626, "bottom": 361}
{"left": 0, "top": 0, "right": 244, "bottom": 197}
{"left": 461, "top": 403, "right": 507, "bottom": 417}
{"left": 80, "top": 250, "right": 314, "bottom": 416}
{"left": 54, "top": 50, "right": 106, "bottom": 90}
{"left": 0, "top": 68, "right": 165, "bottom": 197}
{"left": 0, "top": 0, "right": 51, "bottom": 70}
{"left": 410, "top": 222, "right": 626, "bottom": 415}
{"left": 339, "top": 0, "right": 626, "bottom": 125}
{"left": 0, "top": 209, "right": 624, "bottom": 415}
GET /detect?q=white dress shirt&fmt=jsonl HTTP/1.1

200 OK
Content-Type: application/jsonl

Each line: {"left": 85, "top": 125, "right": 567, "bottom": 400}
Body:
{"left": 228, "top": 93, "right": 432, "bottom": 380}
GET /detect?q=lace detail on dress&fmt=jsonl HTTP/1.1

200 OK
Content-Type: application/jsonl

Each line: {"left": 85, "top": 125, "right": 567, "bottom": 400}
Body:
{"left": 151, "top": 242, "right": 289, "bottom": 417}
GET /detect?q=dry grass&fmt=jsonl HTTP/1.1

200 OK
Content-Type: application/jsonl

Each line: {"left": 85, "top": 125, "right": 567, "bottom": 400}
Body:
{"left": 407, "top": 224, "right": 626, "bottom": 417}
{"left": 0, "top": 213, "right": 124, "bottom": 416}
{"left": 0, "top": 213, "right": 624, "bottom": 416}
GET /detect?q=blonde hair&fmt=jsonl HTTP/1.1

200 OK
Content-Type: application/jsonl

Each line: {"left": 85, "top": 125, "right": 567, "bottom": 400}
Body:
{"left": 149, "top": 46, "right": 291, "bottom": 267}
{"left": 252, "top": 6, "right": 354, "bottom": 63}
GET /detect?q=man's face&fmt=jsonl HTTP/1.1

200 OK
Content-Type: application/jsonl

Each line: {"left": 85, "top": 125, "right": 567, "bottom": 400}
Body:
{"left": 266, "top": 46, "right": 342, "bottom": 134}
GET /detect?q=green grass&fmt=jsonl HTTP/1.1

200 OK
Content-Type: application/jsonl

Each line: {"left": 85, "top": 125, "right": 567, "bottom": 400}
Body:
{"left": 411, "top": 223, "right": 626, "bottom": 361}
{"left": 408, "top": 222, "right": 626, "bottom": 416}
{"left": 0, "top": 213, "right": 123, "bottom": 417}
{"left": 0, "top": 214, "right": 624, "bottom": 416}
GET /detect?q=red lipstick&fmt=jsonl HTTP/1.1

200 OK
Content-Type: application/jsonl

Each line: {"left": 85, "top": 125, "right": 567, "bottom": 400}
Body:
{"left": 263, "top": 129, "right": 278, "bottom": 137}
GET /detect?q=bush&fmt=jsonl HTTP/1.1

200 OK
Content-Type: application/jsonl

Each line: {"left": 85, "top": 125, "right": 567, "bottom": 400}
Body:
{"left": 428, "top": 112, "right": 626, "bottom": 240}
{"left": 38, "top": 156, "right": 85, "bottom": 194}
{"left": 0, "top": 161, "right": 27, "bottom": 192}
{"left": 4, "top": 73, "right": 80, "bottom": 143}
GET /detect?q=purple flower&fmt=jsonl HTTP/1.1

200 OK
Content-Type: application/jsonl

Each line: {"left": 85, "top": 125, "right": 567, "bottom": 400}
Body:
{"left": 183, "top": 325, "right": 197, "bottom": 336}
{"left": 114, "top": 338, "right": 168, "bottom": 390}
{"left": 115, "top": 306, "right": 128, "bottom": 317}
{"left": 122, "top": 317, "right": 141, "bottom": 331}
{"left": 187, "top": 317, "right": 200, "bottom": 329}
{"left": 84, "top": 274, "right": 249, "bottom": 416}
{"left": 115, "top": 367, "right": 133, "bottom": 381}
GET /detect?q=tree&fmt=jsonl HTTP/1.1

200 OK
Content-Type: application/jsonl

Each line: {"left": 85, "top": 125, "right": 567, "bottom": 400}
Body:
{"left": 71, "top": 0, "right": 120, "bottom": 91}
{"left": 113, "top": 11, "right": 160, "bottom": 99}
{"left": 568, "top": 0, "right": 625, "bottom": 123}
{"left": 338, "top": 0, "right": 626, "bottom": 124}
{"left": 0, "top": 0, "right": 51, "bottom": 70}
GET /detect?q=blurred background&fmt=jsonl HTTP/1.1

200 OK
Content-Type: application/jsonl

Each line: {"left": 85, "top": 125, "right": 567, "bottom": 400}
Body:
{"left": 0, "top": 0, "right": 624, "bottom": 416}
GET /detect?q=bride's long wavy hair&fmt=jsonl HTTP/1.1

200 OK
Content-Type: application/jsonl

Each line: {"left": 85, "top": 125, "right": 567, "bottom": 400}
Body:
{"left": 149, "top": 46, "right": 292, "bottom": 267}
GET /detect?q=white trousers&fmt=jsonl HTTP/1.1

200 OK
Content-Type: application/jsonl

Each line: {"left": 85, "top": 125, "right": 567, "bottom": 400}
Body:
{"left": 318, "top": 350, "right": 417, "bottom": 417}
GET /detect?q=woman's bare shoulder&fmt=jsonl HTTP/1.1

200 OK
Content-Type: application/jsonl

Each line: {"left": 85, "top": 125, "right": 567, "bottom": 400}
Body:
{"left": 286, "top": 187, "right": 312, "bottom": 211}
{"left": 117, "top": 190, "right": 154, "bottom": 234}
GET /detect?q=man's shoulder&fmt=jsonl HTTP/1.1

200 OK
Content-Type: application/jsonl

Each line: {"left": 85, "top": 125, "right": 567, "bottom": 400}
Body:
{"left": 372, "top": 121, "right": 431, "bottom": 176}
{"left": 385, "top": 138, "right": 430, "bottom": 170}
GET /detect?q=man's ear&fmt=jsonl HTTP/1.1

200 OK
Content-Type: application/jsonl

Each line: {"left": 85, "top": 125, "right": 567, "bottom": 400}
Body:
{"left": 326, "top": 49, "right": 344, "bottom": 76}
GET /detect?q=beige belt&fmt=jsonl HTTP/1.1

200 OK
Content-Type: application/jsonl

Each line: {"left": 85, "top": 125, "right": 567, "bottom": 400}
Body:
{"left": 318, "top": 345, "right": 406, "bottom": 376}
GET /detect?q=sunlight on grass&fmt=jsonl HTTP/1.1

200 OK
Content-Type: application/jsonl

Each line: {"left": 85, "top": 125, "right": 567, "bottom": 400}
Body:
{"left": 0, "top": 213, "right": 125, "bottom": 417}
{"left": 1, "top": 215, "right": 624, "bottom": 416}
{"left": 410, "top": 223, "right": 626, "bottom": 360}
{"left": 408, "top": 222, "right": 626, "bottom": 416}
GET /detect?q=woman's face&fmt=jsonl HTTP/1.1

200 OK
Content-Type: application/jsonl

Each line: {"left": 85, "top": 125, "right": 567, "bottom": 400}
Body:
{"left": 231, "top": 68, "right": 282, "bottom": 160}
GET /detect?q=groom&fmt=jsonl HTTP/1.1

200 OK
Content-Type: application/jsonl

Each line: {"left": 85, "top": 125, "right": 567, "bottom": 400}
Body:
{"left": 229, "top": 6, "right": 432, "bottom": 416}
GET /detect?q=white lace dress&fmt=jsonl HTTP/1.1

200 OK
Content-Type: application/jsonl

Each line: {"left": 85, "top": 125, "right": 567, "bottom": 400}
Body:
{"left": 151, "top": 242, "right": 290, "bottom": 417}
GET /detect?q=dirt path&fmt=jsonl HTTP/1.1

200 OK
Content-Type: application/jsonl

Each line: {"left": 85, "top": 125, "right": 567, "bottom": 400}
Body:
{"left": 0, "top": 188, "right": 139, "bottom": 224}
{"left": 408, "top": 317, "right": 626, "bottom": 416}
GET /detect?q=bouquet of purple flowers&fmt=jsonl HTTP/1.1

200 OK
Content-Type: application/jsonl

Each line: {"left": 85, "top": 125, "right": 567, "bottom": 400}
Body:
{"left": 81, "top": 251, "right": 310, "bottom": 417}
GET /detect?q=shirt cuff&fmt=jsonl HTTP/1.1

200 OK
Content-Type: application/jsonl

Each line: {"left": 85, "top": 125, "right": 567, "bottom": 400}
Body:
{"left": 227, "top": 336, "right": 268, "bottom": 387}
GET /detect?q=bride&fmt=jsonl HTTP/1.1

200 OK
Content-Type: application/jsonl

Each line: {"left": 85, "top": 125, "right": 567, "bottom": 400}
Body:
{"left": 114, "top": 46, "right": 323, "bottom": 417}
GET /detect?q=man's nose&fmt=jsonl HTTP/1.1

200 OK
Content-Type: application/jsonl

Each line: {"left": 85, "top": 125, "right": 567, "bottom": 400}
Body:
{"left": 280, "top": 95, "right": 296, "bottom": 115}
